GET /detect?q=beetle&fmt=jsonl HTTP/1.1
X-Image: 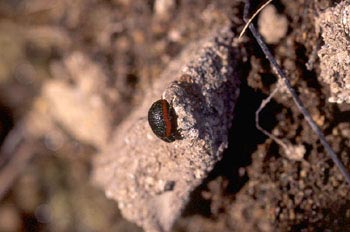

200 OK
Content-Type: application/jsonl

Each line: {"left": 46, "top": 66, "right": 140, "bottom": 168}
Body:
{"left": 148, "top": 99, "right": 178, "bottom": 142}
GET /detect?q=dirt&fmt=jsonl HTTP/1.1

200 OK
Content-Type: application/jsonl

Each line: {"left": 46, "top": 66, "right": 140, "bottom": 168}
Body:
{"left": 0, "top": 0, "right": 350, "bottom": 231}
{"left": 317, "top": 1, "right": 350, "bottom": 104}
{"left": 93, "top": 24, "right": 241, "bottom": 232}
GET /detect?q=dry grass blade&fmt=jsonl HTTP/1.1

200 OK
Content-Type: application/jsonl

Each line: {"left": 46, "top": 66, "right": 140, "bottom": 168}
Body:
{"left": 239, "top": 0, "right": 273, "bottom": 39}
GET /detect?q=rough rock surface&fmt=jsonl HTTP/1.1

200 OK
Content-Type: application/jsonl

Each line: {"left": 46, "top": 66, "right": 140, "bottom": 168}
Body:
{"left": 93, "top": 25, "right": 240, "bottom": 232}
{"left": 317, "top": 1, "right": 350, "bottom": 104}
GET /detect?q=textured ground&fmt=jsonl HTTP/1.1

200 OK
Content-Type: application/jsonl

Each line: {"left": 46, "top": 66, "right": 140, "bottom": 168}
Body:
{"left": 0, "top": 0, "right": 349, "bottom": 231}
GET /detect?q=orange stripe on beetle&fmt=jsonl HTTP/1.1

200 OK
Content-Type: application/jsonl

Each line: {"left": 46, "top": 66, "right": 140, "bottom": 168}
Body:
{"left": 148, "top": 99, "right": 177, "bottom": 143}
{"left": 161, "top": 99, "right": 172, "bottom": 137}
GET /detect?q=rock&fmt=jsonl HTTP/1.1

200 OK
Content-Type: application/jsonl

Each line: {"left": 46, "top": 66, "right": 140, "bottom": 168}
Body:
{"left": 93, "top": 25, "right": 240, "bottom": 232}
{"left": 258, "top": 5, "right": 288, "bottom": 45}
{"left": 317, "top": 1, "right": 350, "bottom": 104}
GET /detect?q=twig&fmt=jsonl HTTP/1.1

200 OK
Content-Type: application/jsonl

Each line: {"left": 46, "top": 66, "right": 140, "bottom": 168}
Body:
{"left": 256, "top": 81, "right": 306, "bottom": 161}
{"left": 243, "top": 0, "right": 350, "bottom": 184}
{"left": 255, "top": 81, "right": 288, "bottom": 151}
{"left": 239, "top": 0, "right": 273, "bottom": 39}
{"left": 306, "top": 38, "right": 322, "bottom": 71}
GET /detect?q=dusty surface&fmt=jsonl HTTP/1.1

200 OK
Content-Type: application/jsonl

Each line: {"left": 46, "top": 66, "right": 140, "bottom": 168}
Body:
{"left": 0, "top": 0, "right": 350, "bottom": 232}
{"left": 317, "top": 1, "right": 350, "bottom": 104}
{"left": 93, "top": 26, "right": 240, "bottom": 232}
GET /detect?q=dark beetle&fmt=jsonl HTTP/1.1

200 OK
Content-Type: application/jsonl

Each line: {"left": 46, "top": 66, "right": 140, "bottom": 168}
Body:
{"left": 148, "top": 99, "right": 178, "bottom": 142}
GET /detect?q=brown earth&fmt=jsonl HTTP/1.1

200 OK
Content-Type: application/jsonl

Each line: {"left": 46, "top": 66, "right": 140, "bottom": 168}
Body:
{"left": 0, "top": 0, "right": 349, "bottom": 231}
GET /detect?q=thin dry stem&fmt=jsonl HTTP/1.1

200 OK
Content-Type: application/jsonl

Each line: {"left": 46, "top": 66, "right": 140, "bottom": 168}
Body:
{"left": 239, "top": 0, "right": 273, "bottom": 39}
{"left": 244, "top": 0, "right": 350, "bottom": 184}
{"left": 255, "top": 81, "right": 288, "bottom": 151}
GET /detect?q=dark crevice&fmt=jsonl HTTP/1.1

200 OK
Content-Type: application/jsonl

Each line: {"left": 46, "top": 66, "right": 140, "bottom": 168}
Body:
{"left": 181, "top": 78, "right": 283, "bottom": 217}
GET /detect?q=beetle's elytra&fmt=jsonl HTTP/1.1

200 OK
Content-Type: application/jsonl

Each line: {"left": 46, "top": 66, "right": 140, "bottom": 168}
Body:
{"left": 148, "top": 99, "right": 177, "bottom": 143}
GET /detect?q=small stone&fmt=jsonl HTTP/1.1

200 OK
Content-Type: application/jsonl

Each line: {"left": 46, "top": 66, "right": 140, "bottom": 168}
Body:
{"left": 258, "top": 5, "right": 288, "bottom": 44}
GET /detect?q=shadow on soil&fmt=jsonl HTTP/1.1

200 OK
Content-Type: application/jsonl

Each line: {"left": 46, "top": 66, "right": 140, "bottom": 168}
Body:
{"left": 181, "top": 80, "right": 282, "bottom": 217}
